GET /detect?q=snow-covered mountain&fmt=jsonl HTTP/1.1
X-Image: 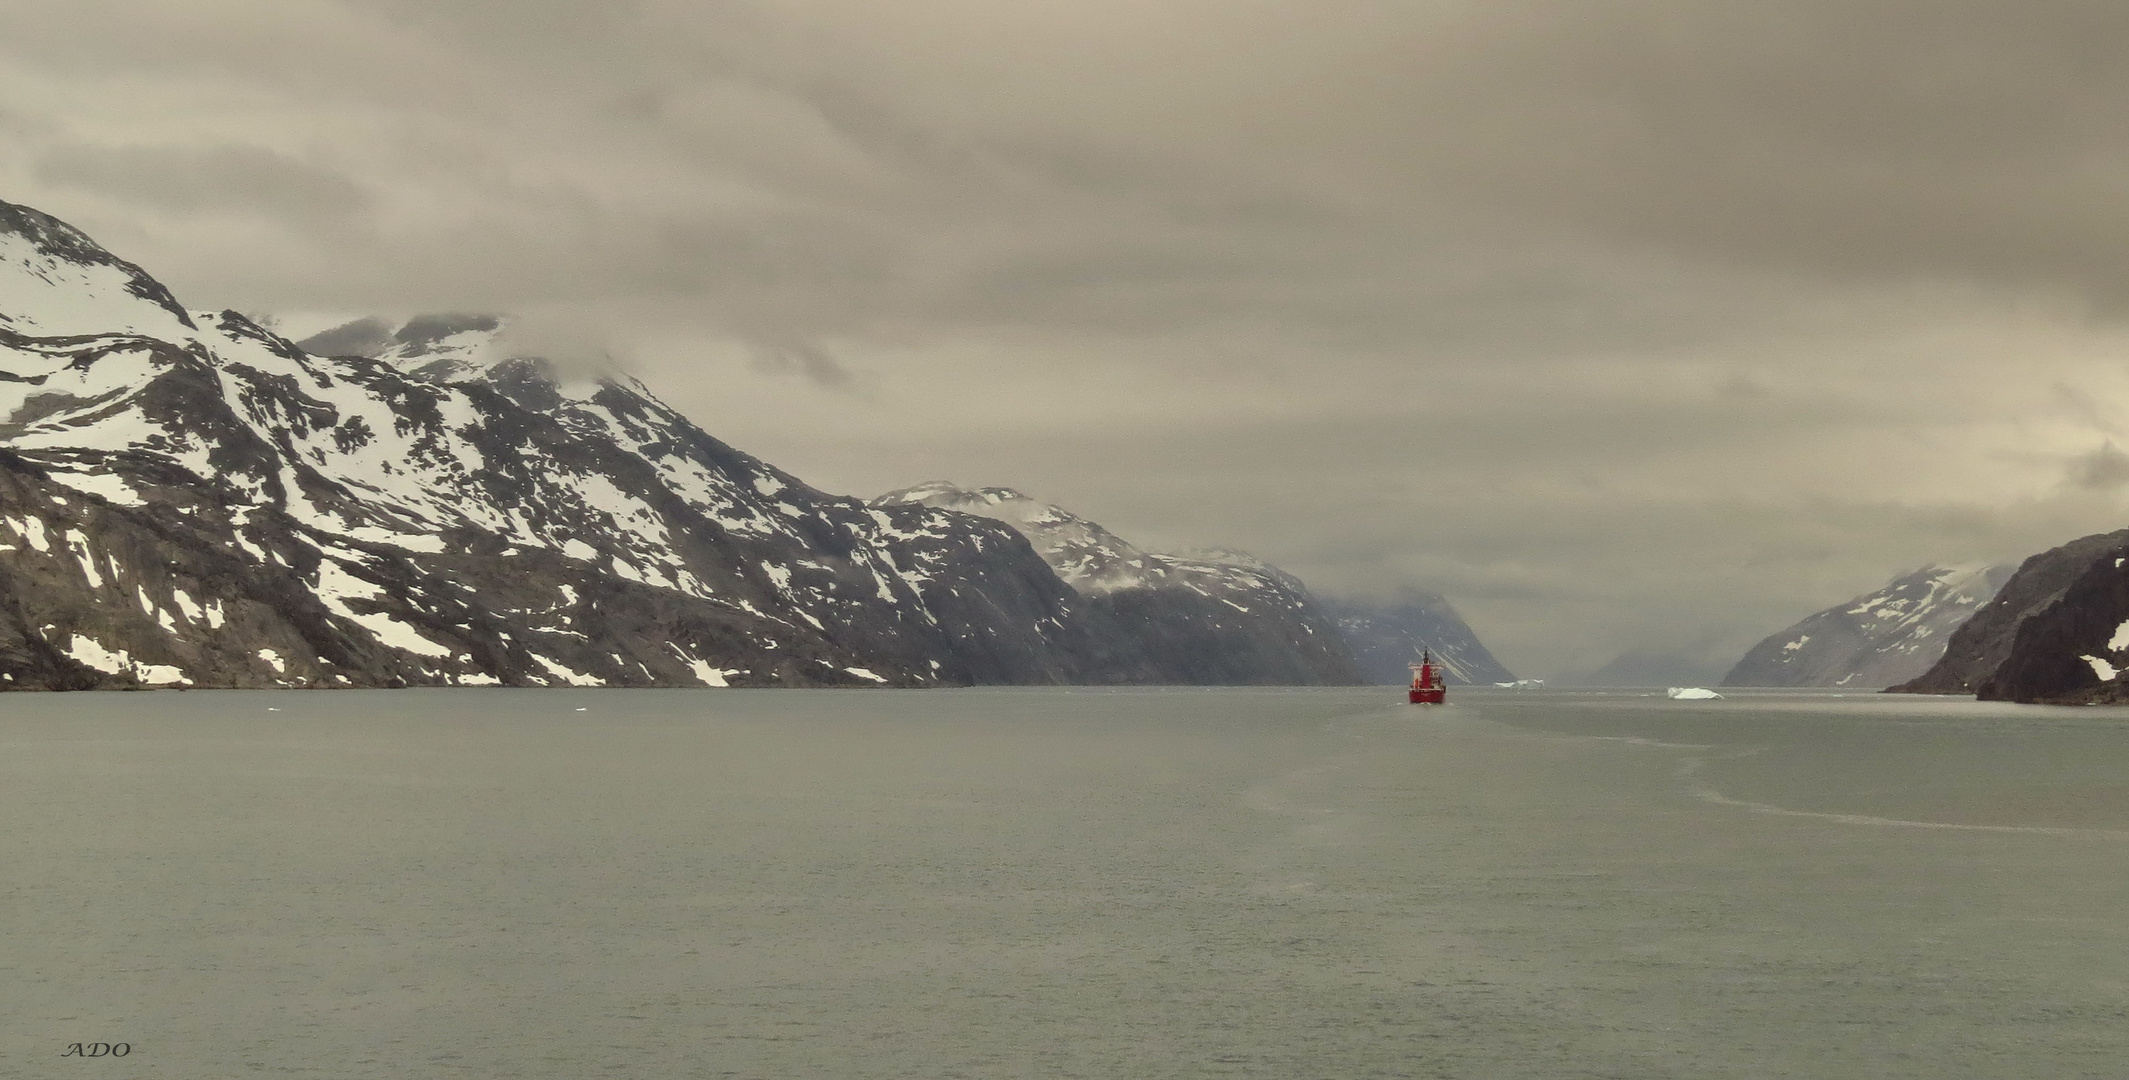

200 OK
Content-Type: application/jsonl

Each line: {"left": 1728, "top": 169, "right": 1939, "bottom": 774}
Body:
{"left": 0, "top": 198, "right": 1367, "bottom": 689}
{"left": 1321, "top": 591, "right": 1514, "bottom": 685}
{"left": 873, "top": 483, "right": 1362, "bottom": 684}
{"left": 295, "top": 313, "right": 502, "bottom": 381}
{"left": 1722, "top": 564, "right": 2013, "bottom": 688}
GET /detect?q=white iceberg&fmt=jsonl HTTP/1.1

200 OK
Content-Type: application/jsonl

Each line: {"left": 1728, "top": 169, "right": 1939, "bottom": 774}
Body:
{"left": 1666, "top": 687, "right": 1723, "bottom": 700}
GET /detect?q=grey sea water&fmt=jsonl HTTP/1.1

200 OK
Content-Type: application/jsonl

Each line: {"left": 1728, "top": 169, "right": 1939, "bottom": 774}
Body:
{"left": 4, "top": 686, "right": 2127, "bottom": 1078}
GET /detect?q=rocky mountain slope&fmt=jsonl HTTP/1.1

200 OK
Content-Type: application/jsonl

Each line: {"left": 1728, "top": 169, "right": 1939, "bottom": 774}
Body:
{"left": 1889, "top": 531, "right": 2129, "bottom": 703}
{"left": 1319, "top": 591, "right": 1514, "bottom": 685}
{"left": 0, "top": 198, "right": 1363, "bottom": 689}
{"left": 873, "top": 483, "right": 1362, "bottom": 684}
{"left": 1722, "top": 564, "right": 2013, "bottom": 688}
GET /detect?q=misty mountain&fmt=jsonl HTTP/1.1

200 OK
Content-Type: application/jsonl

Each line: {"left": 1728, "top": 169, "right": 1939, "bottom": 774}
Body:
{"left": 0, "top": 198, "right": 1366, "bottom": 689}
{"left": 1319, "top": 591, "right": 1514, "bottom": 685}
{"left": 1722, "top": 564, "right": 2014, "bottom": 688}
{"left": 1554, "top": 648, "right": 1731, "bottom": 688}
{"left": 1891, "top": 530, "right": 2129, "bottom": 704}
{"left": 873, "top": 482, "right": 1362, "bottom": 684}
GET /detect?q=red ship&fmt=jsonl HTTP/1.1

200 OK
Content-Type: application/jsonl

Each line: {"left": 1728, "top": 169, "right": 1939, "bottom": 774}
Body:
{"left": 1408, "top": 651, "right": 1446, "bottom": 705}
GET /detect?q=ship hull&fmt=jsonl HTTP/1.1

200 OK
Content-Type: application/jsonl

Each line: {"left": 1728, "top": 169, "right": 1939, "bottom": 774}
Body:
{"left": 1409, "top": 687, "right": 1445, "bottom": 705}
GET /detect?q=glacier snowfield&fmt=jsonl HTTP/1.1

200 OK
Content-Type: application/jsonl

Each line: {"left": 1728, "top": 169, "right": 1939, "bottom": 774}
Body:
{"left": 5, "top": 686, "right": 2127, "bottom": 1078}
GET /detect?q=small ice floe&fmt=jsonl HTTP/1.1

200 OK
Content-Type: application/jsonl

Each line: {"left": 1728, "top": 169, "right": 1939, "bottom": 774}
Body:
{"left": 1494, "top": 679, "right": 1545, "bottom": 690}
{"left": 574, "top": 707, "right": 588, "bottom": 712}
{"left": 1666, "top": 687, "right": 1723, "bottom": 700}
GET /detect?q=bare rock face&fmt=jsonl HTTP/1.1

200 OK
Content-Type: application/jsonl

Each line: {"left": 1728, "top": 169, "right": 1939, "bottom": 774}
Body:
{"left": 1722, "top": 564, "right": 2013, "bottom": 689}
{"left": 1890, "top": 531, "right": 2129, "bottom": 703}
{"left": 874, "top": 483, "right": 1364, "bottom": 685}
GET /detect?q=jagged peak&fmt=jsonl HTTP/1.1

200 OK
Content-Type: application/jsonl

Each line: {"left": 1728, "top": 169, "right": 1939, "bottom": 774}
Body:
{"left": 392, "top": 313, "right": 500, "bottom": 352}
{"left": 875, "top": 479, "right": 1317, "bottom": 602}
{"left": 200, "top": 309, "right": 308, "bottom": 360}
{"left": 295, "top": 316, "right": 395, "bottom": 359}
{"left": 296, "top": 312, "right": 507, "bottom": 387}
{"left": 0, "top": 197, "right": 196, "bottom": 336}
{"left": 1171, "top": 547, "right": 1270, "bottom": 571}
{"left": 293, "top": 313, "right": 651, "bottom": 414}
{"left": 296, "top": 312, "right": 505, "bottom": 358}
{"left": 0, "top": 199, "right": 121, "bottom": 266}
{"left": 1898, "top": 562, "right": 1990, "bottom": 584}
{"left": 874, "top": 481, "right": 1035, "bottom": 507}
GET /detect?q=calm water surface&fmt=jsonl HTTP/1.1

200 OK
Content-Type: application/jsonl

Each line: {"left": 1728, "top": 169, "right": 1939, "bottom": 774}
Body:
{"left": 4, "top": 687, "right": 2127, "bottom": 1078}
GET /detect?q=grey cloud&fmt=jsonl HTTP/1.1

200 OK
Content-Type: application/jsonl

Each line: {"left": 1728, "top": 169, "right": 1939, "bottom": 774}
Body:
{"left": 2051, "top": 382, "right": 2124, "bottom": 437}
{"left": 33, "top": 143, "right": 372, "bottom": 229}
{"left": 1371, "top": 1, "right": 2129, "bottom": 301}
{"left": 2067, "top": 442, "right": 2129, "bottom": 491}
{"left": 750, "top": 339, "right": 858, "bottom": 390}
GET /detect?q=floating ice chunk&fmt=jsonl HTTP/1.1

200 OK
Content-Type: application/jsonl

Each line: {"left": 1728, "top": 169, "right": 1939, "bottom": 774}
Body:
{"left": 1666, "top": 687, "right": 1723, "bottom": 700}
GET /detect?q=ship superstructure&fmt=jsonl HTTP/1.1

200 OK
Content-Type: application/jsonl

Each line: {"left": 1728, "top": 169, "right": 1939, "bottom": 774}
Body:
{"left": 1409, "top": 651, "right": 1446, "bottom": 704}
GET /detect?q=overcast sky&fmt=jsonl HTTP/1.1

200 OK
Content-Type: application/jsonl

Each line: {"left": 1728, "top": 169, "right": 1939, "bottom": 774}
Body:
{"left": 8, "top": 0, "right": 2129, "bottom": 676}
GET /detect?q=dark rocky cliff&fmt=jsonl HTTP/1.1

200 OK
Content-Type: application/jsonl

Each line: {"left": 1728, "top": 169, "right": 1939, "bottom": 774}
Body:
{"left": 1889, "top": 530, "right": 2129, "bottom": 703}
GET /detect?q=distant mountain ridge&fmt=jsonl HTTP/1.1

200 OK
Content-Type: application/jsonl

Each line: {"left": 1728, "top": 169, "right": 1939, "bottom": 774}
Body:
{"left": 1723, "top": 564, "right": 2014, "bottom": 688}
{"left": 873, "top": 482, "right": 1363, "bottom": 685}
